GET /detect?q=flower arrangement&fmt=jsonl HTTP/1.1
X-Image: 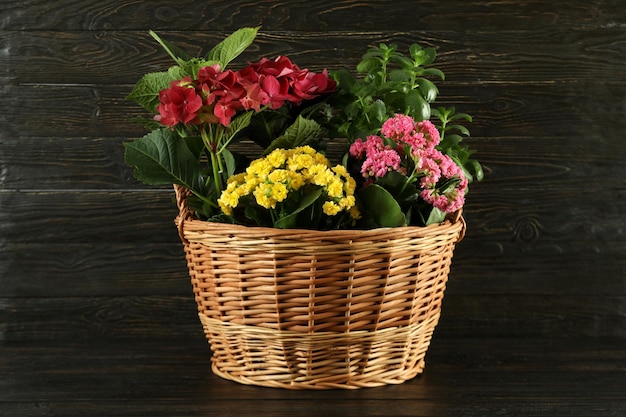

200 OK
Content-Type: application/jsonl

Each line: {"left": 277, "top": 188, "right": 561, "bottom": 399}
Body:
{"left": 124, "top": 27, "right": 482, "bottom": 229}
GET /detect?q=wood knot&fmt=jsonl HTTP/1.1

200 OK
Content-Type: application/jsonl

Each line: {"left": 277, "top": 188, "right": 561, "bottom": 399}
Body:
{"left": 512, "top": 216, "right": 542, "bottom": 242}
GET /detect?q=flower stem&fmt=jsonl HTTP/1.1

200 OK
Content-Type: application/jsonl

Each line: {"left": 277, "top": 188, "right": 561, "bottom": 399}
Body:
{"left": 201, "top": 126, "right": 224, "bottom": 196}
{"left": 210, "top": 150, "right": 223, "bottom": 196}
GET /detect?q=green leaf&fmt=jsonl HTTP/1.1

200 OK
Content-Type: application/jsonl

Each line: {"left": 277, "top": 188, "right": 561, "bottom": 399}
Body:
{"left": 416, "top": 78, "right": 439, "bottom": 102}
{"left": 467, "top": 159, "right": 484, "bottom": 182}
{"left": 207, "top": 27, "right": 260, "bottom": 69}
{"left": 371, "top": 99, "right": 387, "bottom": 123}
{"left": 178, "top": 58, "right": 218, "bottom": 79}
{"left": 123, "top": 128, "right": 205, "bottom": 196}
{"left": 405, "top": 90, "right": 430, "bottom": 121}
{"left": 245, "top": 203, "right": 272, "bottom": 227}
{"left": 221, "top": 148, "right": 236, "bottom": 178}
{"left": 358, "top": 184, "right": 406, "bottom": 227}
{"left": 449, "top": 112, "right": 473, "bottom": 122}
{"left": 263, "top": 116, "right": 323, "bottom": 155}
{"left": 330, "top": 68, "right": 356, "bottom": 90}
{"left": 356, "top": 57, "right": 381, "bottom": 74}
{"left": 274, "top": 188, "right": 324, "bottom": 229}
{"left": 389, "top": 69, "right": 412, "bottom": 82}
{"left": 184, "top": 136, "right": 205, "bottom": 159}
{"left": 393, "top": 56, "right": 415, "bottom": 71}
{"left": 411, "top": 45, "right": 436, "bottom": 66}
{"left": 167, "top": 66, "right": 186, "bottom": 80}
{"left": 425, "top": 207, "right": 447, "bottom": 225}
{"left": 149, "top": 30, "right": 191, "bottom": 65}
{"left": 448, "top": 124, "right": 471, "bottom": 136}
{"left": 376, "top": 170, "right": 408, "bottom": 190}
{"left": 417, "top": 68, "right": 445, "bottom": 80}
{"left": 220, "top": 110, "right": 255, "bottom": 151}
{"left": 126, "top": 72, "right": 175, "bottom": 112}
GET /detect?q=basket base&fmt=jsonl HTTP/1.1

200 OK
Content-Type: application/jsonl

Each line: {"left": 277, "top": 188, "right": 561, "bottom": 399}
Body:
{"left": 199, "top": 314, "right": 436, "bottom": 390}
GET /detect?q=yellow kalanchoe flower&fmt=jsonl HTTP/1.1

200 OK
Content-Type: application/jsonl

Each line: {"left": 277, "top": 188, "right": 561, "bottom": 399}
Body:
{"left": 322, "top": 201, "right": 342, "bottom": 216}
{"left": 266, "top": 148, "right": 287, "bottom": 168}
{"left": 218, "top": 146, "right": 360, "bottom": 225}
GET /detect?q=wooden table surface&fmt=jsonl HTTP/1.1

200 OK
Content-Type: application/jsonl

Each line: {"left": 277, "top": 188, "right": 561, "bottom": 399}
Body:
{"left": 2, "top": 333, "right": 624, "bottom": 416}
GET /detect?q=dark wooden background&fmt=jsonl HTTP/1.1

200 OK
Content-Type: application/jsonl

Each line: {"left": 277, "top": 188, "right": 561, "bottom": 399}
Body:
{"left": 1, "top": 1, "right": 625, "bottom": 416}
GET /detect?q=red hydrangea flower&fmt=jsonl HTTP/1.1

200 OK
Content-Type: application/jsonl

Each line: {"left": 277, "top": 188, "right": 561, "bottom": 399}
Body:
{"left": 155, "top": 55, "right": 336, "bottom": 128}
{"left": 155, "top": 80, "right": 203, "bottom": 127}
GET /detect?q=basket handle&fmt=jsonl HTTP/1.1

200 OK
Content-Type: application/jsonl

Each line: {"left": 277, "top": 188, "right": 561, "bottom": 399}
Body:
{"left": 457, "top": 216, "right": 467, "bottom": 243}
{"left": 174, "top": 184, "right": 191, "bottom": 244}
{"left": 449, "top": 209, "right": 466, "bottom": 243}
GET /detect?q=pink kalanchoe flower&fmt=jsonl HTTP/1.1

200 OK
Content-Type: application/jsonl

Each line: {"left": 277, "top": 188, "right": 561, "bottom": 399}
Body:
{"left": 349, "top": 135, "right": 384, "bottom": 159}
{"left": 416, "top": 120, "right": 441, "bottom": 149}
{"left": 418, "top": 149, "right": 442, "bottom": 188}
{"left": 360, "top": 148, "right": 401, "bottom": 178}
{"left": 381, "top": 114, "right": 416, "bottom": 139}
{"left": 418, "top": 149, "right": 468, "bottom": 213}
{"left": 350, "top": 135, "right": 402, "bottom": 178}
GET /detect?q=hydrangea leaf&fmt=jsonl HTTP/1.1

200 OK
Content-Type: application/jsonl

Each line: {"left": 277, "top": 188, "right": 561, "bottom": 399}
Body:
{"left": 263, "top": 116, "right": 323, "bottom": 155}
{"left": 123, "top": 128, "right": 205, "bottom": 196}
{"left": 126, "top": 72, "right": 174, "bottom": 112}
{"left": 206, "top": 27, "right": 260, "bottom": 69}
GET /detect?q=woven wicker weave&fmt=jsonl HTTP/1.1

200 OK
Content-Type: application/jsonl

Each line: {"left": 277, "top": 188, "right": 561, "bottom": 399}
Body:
{"left": 174, "top": 184, "right": 465, "bottom": 389}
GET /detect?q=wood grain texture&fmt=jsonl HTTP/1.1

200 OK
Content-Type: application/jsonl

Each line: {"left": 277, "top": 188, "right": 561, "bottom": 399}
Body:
{"left": 3, "top": 30, "right": 626, "bottom": 84}
{"left": 1, "top": 337, "right": 625, "bottom": 416}
{"left": 1, "top": 0, "right": 624, "bottom": 31}
{"left": 2, "top": 294, "right": 625, "bottom": 342}
{"left": 3, "top": 82, "right": 624, "bottom": 140}
{"left": 0, "top": 3, "right": 625, "bottom": 413}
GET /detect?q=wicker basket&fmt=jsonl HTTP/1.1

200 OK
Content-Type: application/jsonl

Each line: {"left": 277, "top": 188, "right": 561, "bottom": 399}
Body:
{"left": 174, "top": 184, "right": 465, "bottom": 389}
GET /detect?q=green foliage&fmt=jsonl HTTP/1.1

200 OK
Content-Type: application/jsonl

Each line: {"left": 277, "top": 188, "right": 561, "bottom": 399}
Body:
{"left": 126, "top": 72, "right": 176, "bottom": 112}
{"left": 206, "top": 26, "right": 260, "bottom": 69}
{"left": 357, "top": 184, "right": 407, "bottom": 227}
{"left": 327, "top": 43, "right": 444, "bottom": 141}
{"left": 263, "top": 116, "right": 323, "bottom": 156}
{"left": 271, "top": 188, "right": 324, "bottom": 229}
{"left": 123, "top": 128, "right": 206, "bottom": 196}
{"left": 432, "top": 107, "right": 484, "bottom": 183}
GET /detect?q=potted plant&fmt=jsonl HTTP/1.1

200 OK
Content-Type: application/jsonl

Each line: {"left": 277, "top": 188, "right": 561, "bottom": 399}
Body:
{"left": 124, "top": 27, "right": 482, "bottom": 389}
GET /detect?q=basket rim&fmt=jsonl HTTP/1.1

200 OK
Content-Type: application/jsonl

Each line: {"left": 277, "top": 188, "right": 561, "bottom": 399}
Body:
{"left": 173, "top": 184, "right": 466, "bottom": 242}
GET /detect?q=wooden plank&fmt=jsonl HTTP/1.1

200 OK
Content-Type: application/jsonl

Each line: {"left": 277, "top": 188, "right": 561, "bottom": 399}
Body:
{"left": 0, "top": 295, "right": 201, "bottom": 341}
{"left": 3, "top": 189, "right": 622, "bottom": 242}
{"left": 0, "top": 137, "right": 132, "bottom": 190}
{"left": 0, "top": 237, "right": 623, "bottom": 298}
{"left": 2, "top": 294, "right": 625, "bottom": 341}
{"left": 1, "top": 135, "right": 623, "bottom": 190}
{"left": 0, "top": 243, "right": 189, "bottom": 297}
{"left": 438, "top": 295, "right": 626, "bottom": 339}
{"left": 3, "top": 81, "right": 625, "bottom": 139}
{"left": 1, "top": 189, "right": 623, "bottom": 300}
{"left": 0, "top": 240, "right": 622, "bottom": 299}
{"left": 2, "top": 337, "right": 624, "bottom": 400}
{"left": 0, "top": 190, "right": 181, "bottom": 244}
{"left": 3, "top": 29, "right": 626, "bottom": 85}
{"left": 1, "top": 0, "right": 623, "bottom": 31}
{"left": 0, "top": 338, "right": 624, "bottom": 416}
